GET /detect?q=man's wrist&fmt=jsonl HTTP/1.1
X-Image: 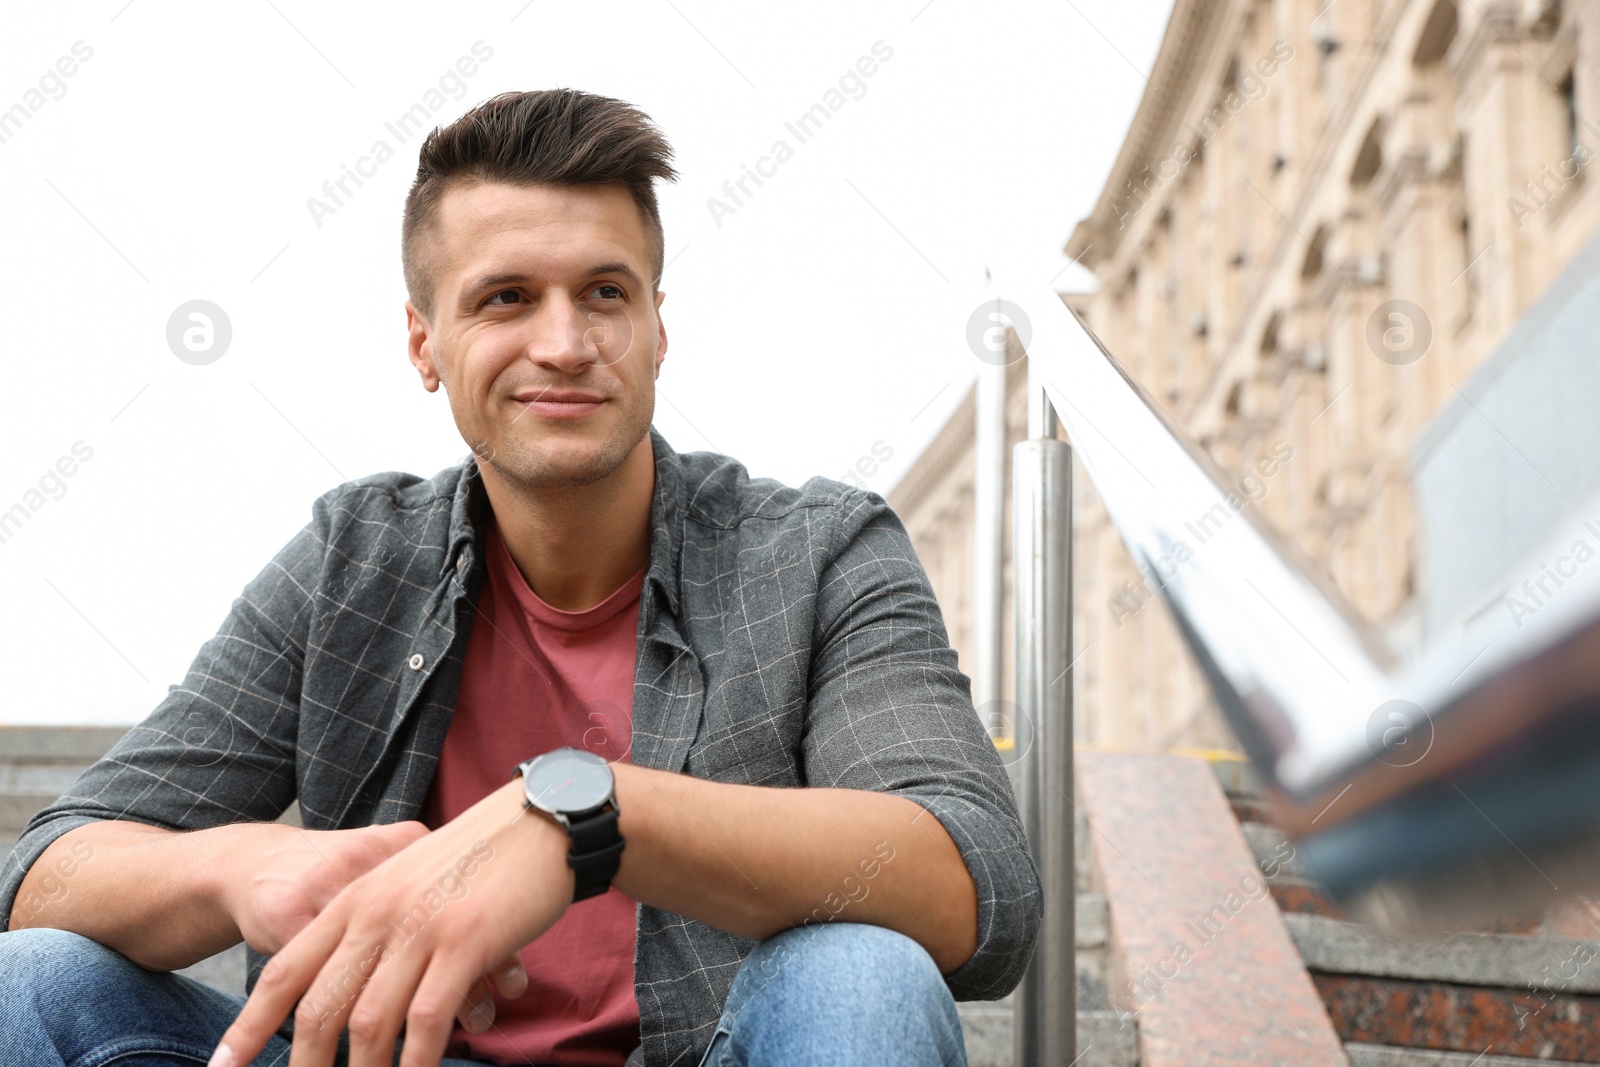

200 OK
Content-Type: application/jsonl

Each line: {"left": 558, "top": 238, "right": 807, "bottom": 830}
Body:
{"left": 501, "top": 779, "right": 577, "bottom": 896}
{"left": 204, "top": 821, "right": 284, "bottom": 937}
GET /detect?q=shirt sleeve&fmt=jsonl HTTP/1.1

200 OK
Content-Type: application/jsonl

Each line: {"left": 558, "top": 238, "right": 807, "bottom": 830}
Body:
{"left": 800, "top": 487, "right": 1044, "bottom": 1001}
{"left": 0, "top": 501, "right": 327, "bottom": 930}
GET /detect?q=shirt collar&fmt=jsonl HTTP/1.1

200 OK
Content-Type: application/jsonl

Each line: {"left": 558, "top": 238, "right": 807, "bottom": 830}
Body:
{"left": 444, "top": 425, "right": 684, "bottom": 620}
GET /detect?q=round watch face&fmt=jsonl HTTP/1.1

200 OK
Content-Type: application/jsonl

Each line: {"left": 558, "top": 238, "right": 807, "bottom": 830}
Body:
{"left": 523, "top": 748, "right": 614, "bottom": 814}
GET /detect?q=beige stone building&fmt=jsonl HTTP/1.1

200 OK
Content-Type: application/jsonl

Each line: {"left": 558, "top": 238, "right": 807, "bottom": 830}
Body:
{"left": 890, "top": 0, "right": 1600, "bottom": 752}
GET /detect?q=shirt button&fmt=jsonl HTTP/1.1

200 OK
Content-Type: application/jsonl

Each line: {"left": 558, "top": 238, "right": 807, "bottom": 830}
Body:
{"left": 408, "top": 653, "right": 425, "bottom": 671}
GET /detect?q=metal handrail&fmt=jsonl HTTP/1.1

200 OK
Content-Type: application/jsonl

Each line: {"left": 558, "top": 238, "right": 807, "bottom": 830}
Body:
{"left": 1011, "top": 381, "right": 1074, "bottom": 1067}
{"left": 1006, "top": 270, "right": 1600, "bottom": 941}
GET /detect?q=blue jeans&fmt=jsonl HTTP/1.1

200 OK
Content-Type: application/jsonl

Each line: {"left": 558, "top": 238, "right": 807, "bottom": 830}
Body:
{"left": 0, "top": 927, "right": 468, "bottom": 1066}
{"left": 694, "top": 921, "right": 968, "bottom": 1066}
{"left": 0, "top": 922, "right": 967, "bottom": 1066}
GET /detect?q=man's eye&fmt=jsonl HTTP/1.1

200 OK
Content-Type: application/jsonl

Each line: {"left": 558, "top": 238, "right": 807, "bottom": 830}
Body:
{"left": 592, "top": 284, "right": 624, "bottom": 300}
{"left": 485, "top": 289, "right": 521, "bottom": 306}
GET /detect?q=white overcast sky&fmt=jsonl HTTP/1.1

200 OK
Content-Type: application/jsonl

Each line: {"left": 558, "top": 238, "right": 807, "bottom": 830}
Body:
{"left": 0, "top": 0, "right": 1173, "bottom": 725}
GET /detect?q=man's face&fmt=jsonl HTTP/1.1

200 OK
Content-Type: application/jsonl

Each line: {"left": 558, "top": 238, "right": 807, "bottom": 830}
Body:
{"left": 406, "top": 181, "right": 667, "bottom": 490}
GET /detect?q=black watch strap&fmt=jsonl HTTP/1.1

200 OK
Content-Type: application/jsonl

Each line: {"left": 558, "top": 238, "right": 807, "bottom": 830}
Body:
{"left": 565, "top": 804, "right": 626, "bottom": 901}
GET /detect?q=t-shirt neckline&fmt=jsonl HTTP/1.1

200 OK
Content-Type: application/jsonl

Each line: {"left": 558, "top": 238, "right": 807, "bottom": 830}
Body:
{"left": 486, "top": 516, "right": 647, "bottom": 633}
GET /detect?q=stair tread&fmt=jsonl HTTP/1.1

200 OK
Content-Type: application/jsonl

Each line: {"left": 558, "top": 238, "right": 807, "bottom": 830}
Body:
{"left": 1345, "top": 1041, "right": 1595, "bottom": 1066}
{"left": 958, "top": 1006, "right": 1137, "bottom": 1067}
{"left": 0, "top": 726, "right": 129, "bottom": 761}
{"left": 1288, "top": 913, "right": 1600, "bottom": 993}
{"left": 0, "top": 765, "right": 90, "bottom": 793}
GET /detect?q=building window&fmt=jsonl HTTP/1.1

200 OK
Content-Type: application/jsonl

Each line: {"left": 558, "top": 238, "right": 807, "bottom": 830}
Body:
{"left": 1411, "top": 0, "right": 1458, "bottom": 67}
{"left": 1561, "top": 69, "right": 1579, "bottom": 160}
{"left": 1455, "top": 210, "right": 1477, "bottom": 332}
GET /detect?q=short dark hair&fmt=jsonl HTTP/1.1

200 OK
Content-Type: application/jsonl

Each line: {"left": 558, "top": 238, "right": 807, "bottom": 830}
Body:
{"left": 401, "top": 89, "right": 678, "bottom": 320}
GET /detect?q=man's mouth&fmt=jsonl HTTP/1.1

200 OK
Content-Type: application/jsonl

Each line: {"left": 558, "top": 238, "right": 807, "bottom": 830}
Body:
{"left": 512, "top": 389, "right": 606, "bottom": 419}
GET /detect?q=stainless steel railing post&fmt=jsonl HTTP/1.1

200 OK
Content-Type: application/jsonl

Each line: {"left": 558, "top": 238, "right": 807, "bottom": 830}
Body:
{"left": 1013, "top": 376, "right": 1075, "bottom": 1066}
{"left": 974, "top": 356, "right": 1007, "bottom": 712}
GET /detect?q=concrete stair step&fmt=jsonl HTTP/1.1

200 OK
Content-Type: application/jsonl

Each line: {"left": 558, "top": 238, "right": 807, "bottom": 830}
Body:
{"left": 0, "top": 764, "right": 91, "bottom": 793}
{"left": 956, "top": 1002, "right": 1136, "bottom": 1067}
{"left": 0, "top": 727, "right": 117, "bottom": 838}
{"left": 958, "top": 891, "right": 1127, "bottom": 1067}
{"left": 0, "top": 794, "right": 65, "bottom": 837}
{"left": 1223, "top": 764, "right": 1600, "bottom": 1061}
{"left": 176, "top": 942, "right": 247, "bottom": 999}
{"left": 0, "top": 726, "right": 129, "bottom": 761}
{"left": 1240, "top": 820, "right": 1308, "bottom": 879}
{"left": 1203, "top": 757, "right": 1600, "bottom": 1063}
{"left": 1345, "top": 1042, "right": 1590, "bottom": 1066}
{"left": 0, "top": 762, "right": 93, "bottom": 835}
{"left": 1073, "top": 1009, "right": 1141, "bottom": 1067}
{"left": 1076, "top": 892, "right": 1107, "bottom": 947}
{"left": 1210, "top": 757, "right": 1264, "bottom": 799}
{"left": 1287, "top": 913, "right": 1600, "bottom": 992}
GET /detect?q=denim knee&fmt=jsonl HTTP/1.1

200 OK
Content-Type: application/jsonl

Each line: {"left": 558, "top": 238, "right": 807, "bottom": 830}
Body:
{"left": 741, "top": 921, "right": 946, "bottom": 998}
{"left": 0, "top": 926, "right": 129, "bottom": 1045}
{"left": 0, "top": 926, "right": 120, "bottom": 990}
{"left": 708, "top": 922, "right": 966, "bottom": 1066}
{"left": 729, "top": 920, "right": 958, "bottom": 1031}
{"left": 0, "top": 927, "right": 263, "bottom": 1067}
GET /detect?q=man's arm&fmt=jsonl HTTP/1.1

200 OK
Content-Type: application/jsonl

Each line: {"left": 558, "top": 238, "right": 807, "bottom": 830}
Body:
{"left": 9, "top": 820, "right": 252, "bottom": 966}
{"left": 791, "top": 488, "right": 1044, "bottom": 997}
{"left": 607, "top": 759, "right": 978, "bottom": 972}
{"left": 6, "top": 819, "right": 426, "bottom": 969}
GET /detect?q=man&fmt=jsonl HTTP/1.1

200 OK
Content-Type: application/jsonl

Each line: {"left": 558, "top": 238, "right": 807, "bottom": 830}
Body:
{"left": 0, "top": 89, "right": 1042, "bottom": 1067}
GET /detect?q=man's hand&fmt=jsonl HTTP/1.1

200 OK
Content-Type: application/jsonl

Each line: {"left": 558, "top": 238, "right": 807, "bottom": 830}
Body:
{"left": 223, "top": 821, "right": 430, "bottom": 956}
{"left": 209, "top": 779, "right": 574, "bottom": 1067}
{"left": 217, "top": 820, "right": 532, "bottom": 1040}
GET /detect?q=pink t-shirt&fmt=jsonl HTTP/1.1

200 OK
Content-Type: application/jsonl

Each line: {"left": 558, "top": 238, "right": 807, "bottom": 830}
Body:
{"left": 420, "top": 514, "right": 643, "bottom": 1066}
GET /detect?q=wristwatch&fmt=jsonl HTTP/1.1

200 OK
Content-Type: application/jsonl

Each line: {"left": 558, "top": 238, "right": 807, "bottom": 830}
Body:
{"left": 512, "top": 747, "right": 625, "bottom": 902}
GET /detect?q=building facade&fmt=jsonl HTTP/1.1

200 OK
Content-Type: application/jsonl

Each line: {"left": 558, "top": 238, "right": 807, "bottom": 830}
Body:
{"left": 890, "top": 0, "right": 1600, "bottom": 752}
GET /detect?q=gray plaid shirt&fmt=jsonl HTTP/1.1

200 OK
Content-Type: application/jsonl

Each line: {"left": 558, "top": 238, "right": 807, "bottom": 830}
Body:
{"left": 1, "top": 426, "right": 1042, "bottom": 1067}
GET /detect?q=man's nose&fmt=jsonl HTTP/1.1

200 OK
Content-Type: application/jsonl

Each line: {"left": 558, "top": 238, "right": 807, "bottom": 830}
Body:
{"left": 523, "top": 292, "right": 599, "bottom": 371}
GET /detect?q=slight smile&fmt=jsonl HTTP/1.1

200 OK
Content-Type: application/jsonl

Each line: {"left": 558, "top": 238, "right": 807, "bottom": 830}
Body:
{"left": 513, "top": 390, "right": 606, "bottom": 419}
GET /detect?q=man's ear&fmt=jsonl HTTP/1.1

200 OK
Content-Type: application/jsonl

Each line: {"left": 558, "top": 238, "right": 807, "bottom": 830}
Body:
{"left": 406, "top": 299, "right": 444, "bottom": 391}
{"left": 653, "top": 289, "right": 667, "bottom": 379}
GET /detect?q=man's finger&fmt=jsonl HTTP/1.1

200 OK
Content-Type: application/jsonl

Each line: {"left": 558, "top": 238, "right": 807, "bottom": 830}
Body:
{"left": 454, "top": 974, "right": 496, "bottom": 1035}
{"left": 453, "top": 953, "right": 525, "bottom": 1035}
{"left": 487, "top": 952, "right": 528, "bottom": 1000}
{"left": 400, "top": 958, "right": 491, "bottom": 1067}
{"left": 342, "top": 934, "right": 432, "bottom": 1067}
{"left": 207, "top": 916, "right": 349, "bottom": 1067}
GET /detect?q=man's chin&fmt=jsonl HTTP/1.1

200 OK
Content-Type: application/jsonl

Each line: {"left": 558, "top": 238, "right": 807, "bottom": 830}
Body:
{"left": 483, "top": 442, "right": 625, "bottom": 490}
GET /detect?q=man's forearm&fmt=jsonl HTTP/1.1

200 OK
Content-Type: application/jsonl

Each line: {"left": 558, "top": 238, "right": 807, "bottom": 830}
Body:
{"left": 7, "top": 821, "right": 243, "bottom": 970}
{"left": 608, "top": 762, "right": 979, "bottom": 974}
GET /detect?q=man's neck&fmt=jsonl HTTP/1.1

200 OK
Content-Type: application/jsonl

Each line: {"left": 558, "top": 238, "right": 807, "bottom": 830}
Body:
{"left": 479, "top": 435, "right": 655, "bottom": 612}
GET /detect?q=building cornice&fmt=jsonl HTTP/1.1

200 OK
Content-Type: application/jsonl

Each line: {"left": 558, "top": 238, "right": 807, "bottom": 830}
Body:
{"left": 1065, "top": 0, "right": 1241, "bottom": 270}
